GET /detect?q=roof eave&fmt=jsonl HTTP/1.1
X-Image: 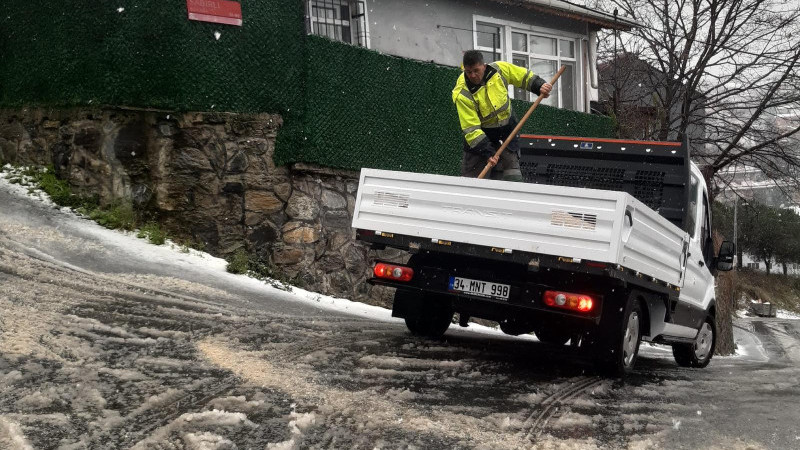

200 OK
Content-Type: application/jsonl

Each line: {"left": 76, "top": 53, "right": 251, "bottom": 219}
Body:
{"left": 490, "top": 0, "right": 640, "bottom": 31}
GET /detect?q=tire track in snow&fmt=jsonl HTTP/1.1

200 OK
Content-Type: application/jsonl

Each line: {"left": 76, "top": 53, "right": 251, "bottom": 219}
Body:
{"left": 519, "top": 376, "right": 604, "bottom": 441}
{"left": 111, "top": 375, "right": 240, "bottom": 448}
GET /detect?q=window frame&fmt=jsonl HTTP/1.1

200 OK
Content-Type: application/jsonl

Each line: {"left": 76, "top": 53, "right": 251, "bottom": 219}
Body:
{"left": 473, "top": 21, "right": 504, "bottom": 64}
{"left": 687, "top": 174, "right": 700, "bottom": 238}
{"left": 701, "top": 190, "right": 713, "bottom": 264}
{"left": 472, "top": 15, "right": 584, "bottom": 112}
{"left": 306, "top": 0, "right": 369, "bottom": 48}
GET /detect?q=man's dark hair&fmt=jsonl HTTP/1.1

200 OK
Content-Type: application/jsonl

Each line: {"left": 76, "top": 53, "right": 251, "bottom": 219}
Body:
{"left": 463, "top": 50, "right": 484, "bottom": 67}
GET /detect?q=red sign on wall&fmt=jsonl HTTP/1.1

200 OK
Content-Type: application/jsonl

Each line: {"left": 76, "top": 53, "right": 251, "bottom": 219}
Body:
{"left": 187, "top": 0, "right": 242, "bottom": 27}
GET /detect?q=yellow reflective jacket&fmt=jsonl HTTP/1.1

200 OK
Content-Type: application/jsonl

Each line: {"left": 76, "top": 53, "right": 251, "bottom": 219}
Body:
{"left": 452, "top": 61, "right": 544, "bottom": 153}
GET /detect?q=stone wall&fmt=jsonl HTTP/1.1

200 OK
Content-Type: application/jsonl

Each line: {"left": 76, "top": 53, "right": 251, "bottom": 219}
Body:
{"left": 0, "top": 107, "right": 402, "bottom": 305}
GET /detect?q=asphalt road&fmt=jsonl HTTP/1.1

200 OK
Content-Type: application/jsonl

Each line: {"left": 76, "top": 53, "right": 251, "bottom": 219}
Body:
{"left": 1, "top": 178, "right": 799, "bottom": 450}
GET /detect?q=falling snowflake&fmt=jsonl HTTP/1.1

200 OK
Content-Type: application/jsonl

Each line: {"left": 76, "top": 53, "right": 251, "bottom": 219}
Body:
{"left": 214, "top": 31, "right": 221, "bottom": 40}
{"left": 117, "top": 7, "right": 125, "bottom": 13}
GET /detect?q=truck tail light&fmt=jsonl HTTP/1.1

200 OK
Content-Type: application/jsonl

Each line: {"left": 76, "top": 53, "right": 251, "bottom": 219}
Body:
{"left": 374, "top": 263, "right": 414, "bottom": 282}
{"left": 543, "top": 290, "right": 595, "bottom": 313}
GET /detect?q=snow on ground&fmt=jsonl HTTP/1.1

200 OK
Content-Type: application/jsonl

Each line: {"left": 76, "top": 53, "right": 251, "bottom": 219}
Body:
{"left": 0, "top": 165, "right": 781, "bottom": 364}
{"left": 0, "top": 417, "right": 34, "bottom": 450}
{"left": 6, "top": 165, "right": 800, "bottom": 449}
{"left": 731, "top": 325, "right": 770, "bottom": 362}
{"left": 777, "top": 309, "right": 800, "bottom": 320}
{"left": 0, "top": 167, "right": 531, "bottom": 340}
{"left": 1, "top": 166, "right": 61, "bottom": 208}
{"left": 0, "top": 166, "right": 773, "bottom": 354}
{"left": 738, "top": 307, "right": 800, "bottom": 320}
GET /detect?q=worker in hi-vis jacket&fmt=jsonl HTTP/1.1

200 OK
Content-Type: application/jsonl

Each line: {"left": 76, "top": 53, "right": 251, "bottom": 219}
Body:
{"left": 452, "top": 50, "right": 551, "bottom": 180}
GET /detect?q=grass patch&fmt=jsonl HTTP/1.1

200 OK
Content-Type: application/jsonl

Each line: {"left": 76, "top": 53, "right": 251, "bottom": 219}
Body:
{"left": 137, "top": 222, "right": 167, "bottom": 245}
{"left": 1, "top": 166, "right": 181, "bottom": 248}
{"left": 225, "top": 250, "right": 303, "bottom": 292}
{"left": 226, "top": 249, "right": 250, "bottom": 274}
{"left": 174, "top": 237, "right": 206, "bottom": 254}
{"left": 10, "top": 166, "right": 98, "bottom": 210}
{"left": 23, "top": 166, "right": 91, "bottom": 209}
{"left": 735, "top": 269, "right": 800, "bottom": 314}
{"left": 86, "top": 201, "right": 136, "bottom": 230}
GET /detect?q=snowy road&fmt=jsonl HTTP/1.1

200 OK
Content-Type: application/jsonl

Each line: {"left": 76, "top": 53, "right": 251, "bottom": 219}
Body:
{"left": 2, "top": 177, "right": 800, "bottom": 449}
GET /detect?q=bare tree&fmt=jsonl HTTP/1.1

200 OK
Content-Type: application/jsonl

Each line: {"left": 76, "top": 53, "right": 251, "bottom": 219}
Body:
{"left": 595, "top": 0, "right": 800, "bottom": 198}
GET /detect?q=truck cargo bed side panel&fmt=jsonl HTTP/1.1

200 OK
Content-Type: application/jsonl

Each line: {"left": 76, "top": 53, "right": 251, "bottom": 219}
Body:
{"left": 353, "top": 169, "right": 685, "bottom": 286}
{"left": 618, "top": 198, "right": 687, "bottom": 286}
{"left": 353, "top": 170, "right": 621, "bottom": 263}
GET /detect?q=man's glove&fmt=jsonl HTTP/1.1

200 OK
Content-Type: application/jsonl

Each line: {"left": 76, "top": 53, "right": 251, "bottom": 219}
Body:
{"left": 468, "top": 139, "right": 496, "bottom": 160}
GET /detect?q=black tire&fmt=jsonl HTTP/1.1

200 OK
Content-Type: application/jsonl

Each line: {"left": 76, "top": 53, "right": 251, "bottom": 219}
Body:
{"left": 403, "top": 294, "right": 453, "bottom": 339}
{"left": 535, "top": 327, "right": 571, "bottom": 346}
{"left": 593, "top": 291, "right": 643, "bottom": 377}
{"left": 499, "top": 319, "right": 533, "bottom": 336}
{"left": 673, "top": 315, "right": 716, "bottom": 368}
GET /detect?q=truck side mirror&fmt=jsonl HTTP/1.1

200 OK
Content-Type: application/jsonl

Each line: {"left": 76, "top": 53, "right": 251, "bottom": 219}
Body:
{"left": 716, "top": 241, "right": 735, "bottom": 272}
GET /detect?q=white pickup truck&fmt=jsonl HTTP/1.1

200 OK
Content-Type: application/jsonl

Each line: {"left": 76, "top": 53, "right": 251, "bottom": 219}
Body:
{"left": 352, "top": 135, "right": 735, "bottom": 376}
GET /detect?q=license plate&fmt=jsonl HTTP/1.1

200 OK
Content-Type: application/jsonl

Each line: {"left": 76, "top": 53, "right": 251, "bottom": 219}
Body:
{"left": 448, "top": 276, "right": 510, "bottom": 300}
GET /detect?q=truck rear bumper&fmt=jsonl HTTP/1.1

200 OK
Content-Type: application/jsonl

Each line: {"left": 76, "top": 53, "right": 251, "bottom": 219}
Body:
{"left": 370, "top": 276, "right": 603, "bottom": 327}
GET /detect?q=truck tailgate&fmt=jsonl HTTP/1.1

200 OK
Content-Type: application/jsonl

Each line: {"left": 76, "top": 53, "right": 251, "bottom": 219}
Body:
{"left": 352, "top": 169, "right": 688, "bottom": 286}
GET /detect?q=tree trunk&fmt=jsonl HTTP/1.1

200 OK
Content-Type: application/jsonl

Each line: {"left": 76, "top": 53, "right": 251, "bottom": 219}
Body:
{"left": 783, "top": 262, "right": 788, "bottom": 275}
{"left": 737, "top": 247, "right": 743, "bottom": 269}
{"left": 765, "top": 260, "right": 771, "bottom": 275}
{"left": 713, "top": 231, "right": 735, "bottom": 355}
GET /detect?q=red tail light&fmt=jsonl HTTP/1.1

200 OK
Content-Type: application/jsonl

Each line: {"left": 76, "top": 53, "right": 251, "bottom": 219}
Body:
{"left": 543, "top": 290, "right": 595, "bottom": 313}
{"left": 373, "top": 263, "right": 414, "bottom": 282}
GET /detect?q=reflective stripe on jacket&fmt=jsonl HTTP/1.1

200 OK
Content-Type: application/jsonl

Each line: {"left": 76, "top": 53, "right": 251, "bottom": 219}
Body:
{"left": 452, "top": 61, "right": 540, "bottom": 150}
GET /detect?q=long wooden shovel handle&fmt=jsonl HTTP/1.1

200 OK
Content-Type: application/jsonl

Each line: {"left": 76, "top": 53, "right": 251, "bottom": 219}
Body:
{"left": 477, "top": 65, "right": 567, "bottom": 179}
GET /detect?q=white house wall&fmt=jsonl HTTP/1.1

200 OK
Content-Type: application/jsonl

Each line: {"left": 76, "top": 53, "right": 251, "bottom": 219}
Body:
{"left": 366, "top": 0, "right": 586, "bottom": 68}
{"left": 740, "top": 252, "right": 800, "bottom": 275}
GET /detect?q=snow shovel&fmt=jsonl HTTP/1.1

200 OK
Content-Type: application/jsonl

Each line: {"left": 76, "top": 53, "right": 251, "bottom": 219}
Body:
{"left": 477, "top": 65, "right": 567, "bottom": 179}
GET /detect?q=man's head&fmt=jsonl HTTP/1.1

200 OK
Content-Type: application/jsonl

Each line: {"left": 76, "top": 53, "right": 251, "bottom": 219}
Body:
{"left": 463, "top": 50, "right": 486, "bottom": 85}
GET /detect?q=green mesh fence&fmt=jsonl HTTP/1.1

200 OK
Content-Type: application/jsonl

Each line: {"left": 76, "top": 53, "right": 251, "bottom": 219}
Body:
{"left": 274, "top": 36, "right": 613, "bottom": 174}
{"left": 0, "top": 1, "right": 304, "bottom": 113}
{"left": 1, "top": 2, "right": 612, "bottom": 175}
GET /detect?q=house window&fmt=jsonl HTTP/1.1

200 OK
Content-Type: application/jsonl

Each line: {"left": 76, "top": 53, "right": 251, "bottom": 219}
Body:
{"left": 747, "top": 262, "right": 760, "bottom": 270}
{"left": 474, "top": 22, "right": 503, "bottom": 63}
{"left": 306, "top": 0, "right": 368, "bottom": 47}
{"left": 511, "top": 32, "right": 578, "bottom": 109}
{"left": 473, "top": 18, "right": 581, "bottom": 111}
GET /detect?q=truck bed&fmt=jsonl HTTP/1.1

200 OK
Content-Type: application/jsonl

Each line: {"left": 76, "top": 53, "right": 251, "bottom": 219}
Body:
{"left": 352, "top": 169, "right": 689, "bottom": 287}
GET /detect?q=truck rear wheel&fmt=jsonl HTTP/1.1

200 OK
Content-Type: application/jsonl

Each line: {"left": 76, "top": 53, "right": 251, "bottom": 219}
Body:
{"left": 535, "top": 328, "right": 571, "bottom": 346}
{"left": 593, "top": 291, "right": 643, "bottom": 377}
{"left": 499, "top": 320, "right": 533, "bottom": 336}
{"left": 400, "top": 293, "right": 453, "bottom": 339}
{"left": 673, "top": 316, "right": 715, "bottom": 368}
